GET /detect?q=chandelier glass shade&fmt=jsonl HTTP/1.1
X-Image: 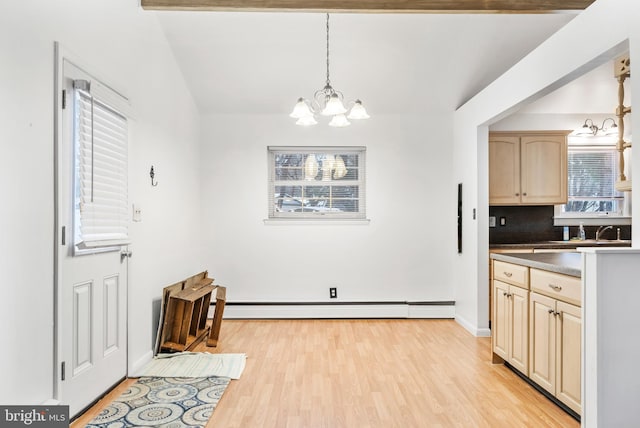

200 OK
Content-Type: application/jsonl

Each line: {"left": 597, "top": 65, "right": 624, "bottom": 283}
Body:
{"left": 290, "top": 14, "right": 370, "bottom": 127}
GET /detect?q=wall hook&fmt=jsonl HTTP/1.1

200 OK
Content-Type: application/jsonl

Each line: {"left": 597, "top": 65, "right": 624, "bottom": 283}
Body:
{"left": 150, "top": 165, "right": 158, "bottom": 187}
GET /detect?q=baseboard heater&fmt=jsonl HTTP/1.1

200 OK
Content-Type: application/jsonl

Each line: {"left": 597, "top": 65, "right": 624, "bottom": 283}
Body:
{"left": 212, "top": 300, "right": 455, "bottom": 319}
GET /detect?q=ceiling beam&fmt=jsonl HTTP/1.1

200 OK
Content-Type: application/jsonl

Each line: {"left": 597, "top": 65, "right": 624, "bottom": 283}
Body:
{"left": 140, "top": 0, "right": 595, "bottom": 13}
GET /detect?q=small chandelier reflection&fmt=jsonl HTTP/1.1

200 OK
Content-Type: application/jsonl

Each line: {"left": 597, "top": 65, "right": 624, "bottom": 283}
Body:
{"left": 304, "top": 154, "right": 347, "bottom": 180}
{"left": 573, "top": 118, "right": 619, "bottom": 136}
{"left": 289, "top": 13, "right": 370, "bottom": 127}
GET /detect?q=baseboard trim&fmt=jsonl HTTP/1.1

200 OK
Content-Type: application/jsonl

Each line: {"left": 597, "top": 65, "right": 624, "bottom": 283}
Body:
{"left": 475, "top": 327, "right": 491, "bottom": 337}
{"left": 129, "top": 349, "right": 154, "bottom": 376}
{"left": 222, "top": 301, "right": 455, "bottom": 319}
{"left": 454, "top": 314, "right": 491, "bottom": 337}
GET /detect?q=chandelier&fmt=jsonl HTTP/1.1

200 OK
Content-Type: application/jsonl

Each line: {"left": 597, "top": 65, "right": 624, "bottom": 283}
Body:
{"left": 289, "top": 13, "right": 370, "bottom": 127}
{"left": 574, "top": 118, "right": 618, "bottom": 136}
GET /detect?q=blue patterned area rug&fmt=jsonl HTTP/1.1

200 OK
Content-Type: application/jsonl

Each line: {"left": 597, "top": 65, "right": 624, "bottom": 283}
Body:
{"left": 86, "top": 376, "right": 230, "bottom": 427}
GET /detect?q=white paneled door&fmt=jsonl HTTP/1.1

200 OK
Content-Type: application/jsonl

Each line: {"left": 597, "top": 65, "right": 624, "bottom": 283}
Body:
{"left": 59, "top": 248, "right": 128, "bottom": 417}
{"left": 55, "top": 51, "right": 129, "bottom": 417}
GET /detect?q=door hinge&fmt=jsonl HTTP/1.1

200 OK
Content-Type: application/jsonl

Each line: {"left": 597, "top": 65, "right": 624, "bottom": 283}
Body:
{"left": 61, "top": 361, "right": 66, "bottom": 381}
{"left": 62, "top": 89, "right": 66, "bottom": 109}
{"left": 61, "top": 226, "right": 66, "bottom": 246}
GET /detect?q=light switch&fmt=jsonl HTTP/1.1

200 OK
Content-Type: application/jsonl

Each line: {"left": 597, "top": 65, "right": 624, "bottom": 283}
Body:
{"left": 133, "top": 204, "right": 142, "bottom": 222}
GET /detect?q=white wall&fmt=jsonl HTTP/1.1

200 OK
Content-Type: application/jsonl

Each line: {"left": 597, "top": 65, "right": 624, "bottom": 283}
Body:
{"left": 200, "top": 114, "right": 455, "bottom": 307}
{"left": 491, "top": 113, "right": 626, "bottom": 133}
{"left": 0, "top": 0, "right": 203, "bottom": 405}
{"left": 452, "top": 0, "right": 640, "bottom": 335}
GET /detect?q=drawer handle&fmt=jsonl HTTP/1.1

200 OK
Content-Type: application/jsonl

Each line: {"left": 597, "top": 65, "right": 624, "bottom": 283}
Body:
{"left": 503, "top": 272, "right": 513, "bottom": 278}
{"left": 548, "top": 284, "right": 562, "bottom": 291}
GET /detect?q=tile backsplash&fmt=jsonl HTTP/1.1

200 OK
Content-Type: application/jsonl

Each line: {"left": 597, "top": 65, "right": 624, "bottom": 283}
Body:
{"left": 489, "top": 205, "right": 632, "bottom": 244}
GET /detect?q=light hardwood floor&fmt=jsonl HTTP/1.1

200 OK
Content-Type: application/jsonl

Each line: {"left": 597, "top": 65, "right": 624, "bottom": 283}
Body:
{"left": 72, "top": 319, "right": 579, "bottom": 428}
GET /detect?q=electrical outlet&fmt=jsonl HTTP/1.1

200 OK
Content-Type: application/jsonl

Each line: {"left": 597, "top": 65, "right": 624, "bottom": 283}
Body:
{"left": 500, "top": 217, "right": 506, "bottom": 226}
{"left": 489, "top": 216, "right": 496, "bottom": 227}
{"left": 329, "top": 287, "right": 337, "bottom": 299}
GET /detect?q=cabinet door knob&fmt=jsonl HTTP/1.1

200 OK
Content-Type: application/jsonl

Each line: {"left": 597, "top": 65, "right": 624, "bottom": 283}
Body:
{"left": 515, "top": 193, "right": 519, "bottom": 196}
{"left": 503, "top": 292, "right": 508, "bottom": 297}
{"left": 548, "top": 309, "right": 555, "bottom": 314}
{"left": 522, "top": 192, "right": 527, "bottom": 196}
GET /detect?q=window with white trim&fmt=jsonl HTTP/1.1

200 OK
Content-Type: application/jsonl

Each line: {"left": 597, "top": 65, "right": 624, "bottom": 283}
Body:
{"left": 555, "top": 144, "right": 624, "bottom": 219}
{"left": 268, "top": 146, "right": 366, "bottom": 219}
{"left": 73, "top": 81, "right": 129, "bottom": 251}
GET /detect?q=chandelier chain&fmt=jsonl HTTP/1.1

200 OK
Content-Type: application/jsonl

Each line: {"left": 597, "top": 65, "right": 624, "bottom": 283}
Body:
{"left": 326, "top": 13, "right": 330, "bottom": 87}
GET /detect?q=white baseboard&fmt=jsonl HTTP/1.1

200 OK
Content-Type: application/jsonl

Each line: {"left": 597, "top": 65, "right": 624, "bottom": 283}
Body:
{"left": 454, "top": 314, "right": 491, "bottom": 337}
{"left": 129, "top": 349, "right": 154, "bottom": 377}
{"left": 475, "top": 327, "right": 491, "bottom": 337}
{"left": 222, "top": 302, "right": 455, "bottom": 319}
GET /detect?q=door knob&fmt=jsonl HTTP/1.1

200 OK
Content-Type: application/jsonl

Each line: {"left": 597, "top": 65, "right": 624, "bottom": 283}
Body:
{"left": 120, "top": 250, "right": 132, "bottom": 261}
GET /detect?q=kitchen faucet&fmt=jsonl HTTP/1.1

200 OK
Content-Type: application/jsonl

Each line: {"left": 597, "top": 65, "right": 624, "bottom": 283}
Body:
{"left": 595, "top": 225, "right": 613, "bottom": 241}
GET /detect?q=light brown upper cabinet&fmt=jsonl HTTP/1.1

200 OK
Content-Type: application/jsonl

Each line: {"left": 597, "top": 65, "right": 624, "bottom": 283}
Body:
{"left": 489, "top": 131, "right": 569, "bottom": 205}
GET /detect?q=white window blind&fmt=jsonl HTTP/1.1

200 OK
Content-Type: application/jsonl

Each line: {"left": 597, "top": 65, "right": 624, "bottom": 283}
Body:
{"left": 268, "top": 146, "right": 366, "bottom": 219}
{"left": 561, "top": 145, "right": 623, "bottom": 215}
{"left": 74, "top": 87, "right": 129, "bottom": 249}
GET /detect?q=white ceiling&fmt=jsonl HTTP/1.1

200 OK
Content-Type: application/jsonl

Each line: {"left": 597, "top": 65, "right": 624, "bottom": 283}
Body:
{"left": 154, "top": 11, "right": 584, "bottom": 116}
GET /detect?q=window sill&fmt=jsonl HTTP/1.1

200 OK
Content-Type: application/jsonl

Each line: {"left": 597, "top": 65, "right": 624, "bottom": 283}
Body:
{"left": 264, "top": 218, "right": 371, "bottom": 226}
{"left": 553, "top": 216, "right": 631, "bottom": 227}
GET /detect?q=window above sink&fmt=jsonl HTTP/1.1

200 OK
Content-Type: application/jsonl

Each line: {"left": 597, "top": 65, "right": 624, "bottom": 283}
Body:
{"left": 554, "top": 139, "right": 631, "bottom": 227}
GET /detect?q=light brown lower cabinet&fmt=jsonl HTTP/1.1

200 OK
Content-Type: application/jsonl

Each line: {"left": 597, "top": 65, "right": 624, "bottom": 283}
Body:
{"left": 529, "top": 293, "right": 582, "bottom": 415}
{"left": 492, "top": 260, "right": 582, "bottom": 417}
{"left": 492, "top": 279, "right": 529, "bottom": 376}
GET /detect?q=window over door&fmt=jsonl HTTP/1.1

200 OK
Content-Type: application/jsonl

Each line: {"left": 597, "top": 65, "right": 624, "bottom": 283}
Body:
{"left": 268, "top": 146, "right": 366, "bottom": 220}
